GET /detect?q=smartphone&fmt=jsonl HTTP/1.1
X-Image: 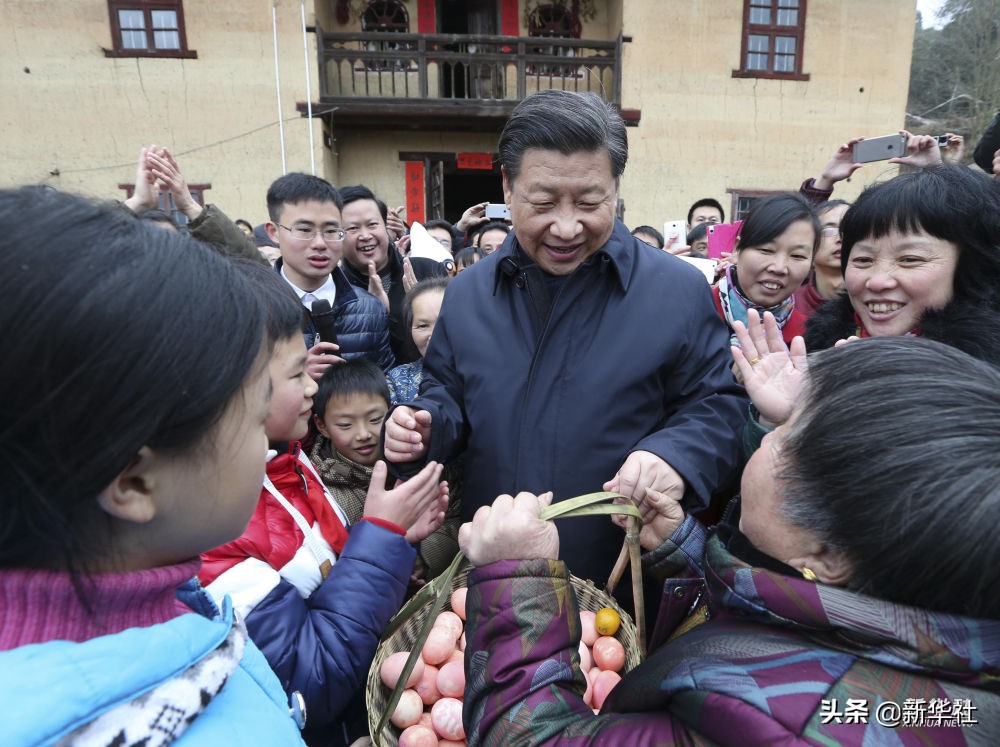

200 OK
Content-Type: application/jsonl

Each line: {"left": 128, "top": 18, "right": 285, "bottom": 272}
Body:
{"left": 934, "top": 134, "right": 950, "bottom": 148}
{"left": 662, "top": 220, "right": 687, "bottom": 250}
{"left": 853, "top": 134, "right": 907, "bottom": 163}
{"left": 707, "top": 222, "right": 741, "bottom": 259}
{"left": 485, "top": 203, "right": 510, "bottom": 220}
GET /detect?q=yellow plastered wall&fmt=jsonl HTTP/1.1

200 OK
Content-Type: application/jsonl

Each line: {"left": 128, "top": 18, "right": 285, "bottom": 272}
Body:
{"left": 618, "top": 0, "right": 916, "bottom": 228}
{"left": 1, "top": 0, "right": 326, "bottom": 225}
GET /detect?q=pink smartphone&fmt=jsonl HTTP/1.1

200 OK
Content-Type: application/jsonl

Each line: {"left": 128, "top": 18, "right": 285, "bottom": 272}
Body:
{"left": 707, "top": 221, "right": 742, "bottom": 259}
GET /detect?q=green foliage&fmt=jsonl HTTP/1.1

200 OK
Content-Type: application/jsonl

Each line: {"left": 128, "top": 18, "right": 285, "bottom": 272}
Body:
{"left": 907, "top": 0, "right": 1000, "bottom": 155}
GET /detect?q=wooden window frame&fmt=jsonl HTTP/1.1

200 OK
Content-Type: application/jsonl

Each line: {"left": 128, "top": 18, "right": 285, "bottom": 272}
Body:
{"left": 105, "top": 0, "right": 197, "bottom": 59}
{"left": 732, "top": 0, "right": 808, "bottom": 81}
{"left": 726, "top": 188, "right": 779, "bottom": 223}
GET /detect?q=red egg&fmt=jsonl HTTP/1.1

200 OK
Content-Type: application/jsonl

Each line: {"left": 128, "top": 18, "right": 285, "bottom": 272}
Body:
{"left": 591, "top": 669, "right": 622, "bottom": 710}
{"left": 592, "top": 636, "right": 625, "bottom": 673}
{"left": 579, "top": 611, "right": 598, "bottom": 646}
{"left": 439, "top": 741, "right": 467, "bottom": 747}
{"left": 450, "top": 587, "right": 468, "bottom": 620}
{"left": 390, "top": 689, "right": 424, "bottom": 729}
{"left": 414, "top": 663, "right": 441, "bottom": 706}
{"left": 434, "top": 611, "right": 463, "bottom": 641}
{"left": 422, "top": 628, "right": 457, "bottom": 666}
{"left": 380, "top": 651, "right": 425, "bottom": 689}
{"left": 578, "top": 640, "right": 592, "bottom": 672}
{"left": 431, "top": 697, "right": 466, "bottom": 740}
{"left": 436, "top": 660, "right": 466, "bottom": 698}
{"left": 398, "top": 723, "right": 439, "bottom": 747}
{"left": 582, "top": 667, "right": 593, "bottom": 706}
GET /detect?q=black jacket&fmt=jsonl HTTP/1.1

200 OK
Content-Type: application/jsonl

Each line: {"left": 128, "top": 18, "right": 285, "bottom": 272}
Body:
{"left": 974, "top": 109, "right": 1000, "bottom": 174}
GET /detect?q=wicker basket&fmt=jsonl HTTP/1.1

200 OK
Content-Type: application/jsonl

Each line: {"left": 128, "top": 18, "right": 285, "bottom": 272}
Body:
{"left": 366, "top": 565, "right": 641, "bottom": 746}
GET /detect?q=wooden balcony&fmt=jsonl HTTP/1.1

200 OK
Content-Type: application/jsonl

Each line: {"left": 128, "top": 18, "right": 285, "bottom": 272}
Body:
{"left": 307, "top": 26, "right": 629, "bottom": 132}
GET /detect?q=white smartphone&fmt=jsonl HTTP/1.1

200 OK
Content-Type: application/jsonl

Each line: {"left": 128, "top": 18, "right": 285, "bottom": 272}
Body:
{"left": 853, "top": 134, "right": 907, "bottom": 163}
{"left": 485, "top": 203, "right": 510, "bottom": 220}
{"left": 662, "top": 220, "right": 687, "bottom": 250}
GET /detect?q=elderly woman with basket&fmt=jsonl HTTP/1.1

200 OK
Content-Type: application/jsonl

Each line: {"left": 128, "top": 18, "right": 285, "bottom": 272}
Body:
{"left": 457, "top": 337, "right": 1000, "bottom": 745}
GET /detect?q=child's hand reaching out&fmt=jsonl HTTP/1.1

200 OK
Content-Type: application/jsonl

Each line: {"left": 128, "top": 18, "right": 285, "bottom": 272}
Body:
{"left": 364, "top": 460, "right": 448, "bottom": 543}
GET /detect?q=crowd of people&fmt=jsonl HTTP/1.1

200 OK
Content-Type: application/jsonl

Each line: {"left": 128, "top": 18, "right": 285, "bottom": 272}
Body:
{"left": 3, "top": 89, "right": 1000, "bottom": 747}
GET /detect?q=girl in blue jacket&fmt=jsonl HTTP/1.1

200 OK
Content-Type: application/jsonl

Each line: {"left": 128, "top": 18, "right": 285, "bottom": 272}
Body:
{"left": 0, "top": 188, "right": 306, "bottom": 745}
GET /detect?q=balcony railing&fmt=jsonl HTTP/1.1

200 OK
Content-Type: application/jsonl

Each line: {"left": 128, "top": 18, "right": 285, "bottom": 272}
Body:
{"left": 314, "top": 26, "right": 623, "bottom": 108}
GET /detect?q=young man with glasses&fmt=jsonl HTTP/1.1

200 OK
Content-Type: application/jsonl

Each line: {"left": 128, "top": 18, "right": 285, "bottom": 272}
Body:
{"left": 265, "top": 173, "right": 394, "bottom": 379}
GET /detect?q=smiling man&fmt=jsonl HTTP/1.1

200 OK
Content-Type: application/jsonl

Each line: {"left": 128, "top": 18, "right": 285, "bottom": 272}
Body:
{"left": 383, "top": 90, "right": 747, "bottom": 586}
{"left": 265, "top": 173, "right": 393, "bottom": 380}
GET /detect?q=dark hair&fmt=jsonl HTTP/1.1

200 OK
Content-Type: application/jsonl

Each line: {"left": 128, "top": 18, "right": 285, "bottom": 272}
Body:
{"left": 235, "top": 218, "right": 254, "bottom": 233}
{"left": 631, "top": 225, "right": 664, "bottom": 249}
{"left": 685, "top": 222, "right": 709, "bottom": 245}
{"left": 424, "top": 219, "right": 458, "bottom": 248}
{"left": 735, "top": 192, "right": 820, "bottom": 256}
{"left": 455, "top": 246, "right": 483, "bottom": 269}
{"left": 402, "top": 277, "right": 450, "bottom": 348}
{"left": 232, "top": 259, "right": 305, "bottom": 344}
{"left": 266, "top": 173, "right": 343, "bottom": 222}
{"left": 313, "top": 358, "right": 391, "bottom": 421}
{"left": 686, "top": 198, "right": 725, "bottom": 226}
{"left": 498, "top": 90, "right": 628, "bottom": 184}
{"left": 816, "top": 199, "right": 849, "bottom": 218}
{"left": 839, "top": 166, "right": 1000, "bottom": 306}
{"left": 473, "top": 221, "right": 510, "bottom": 244}
{"left": 0, "top": 187, "right": 265, "bottom": 572}
{"left": 340, "top": 185, "right": 388, "bottom": 224}
{"left": 779, "top": 336, "right": 1000, "bottom": 618}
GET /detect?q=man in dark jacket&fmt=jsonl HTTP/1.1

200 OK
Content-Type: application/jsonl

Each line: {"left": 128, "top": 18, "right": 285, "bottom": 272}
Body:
{"left": 383, "top": 90, "right": 747, "bottom": 585}
{"left": 264, "top": 174, "right": 394, "bottom": 378}
{"left": 337, "top": 185, "right": 449, "bottom": 363}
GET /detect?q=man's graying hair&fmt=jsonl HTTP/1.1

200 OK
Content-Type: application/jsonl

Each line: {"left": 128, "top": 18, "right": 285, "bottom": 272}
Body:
{"left": 777, "top": 336, "right": 1000, "bottom": 619}
{"left": 498, "top": 90, "right": 628, "bottom": 183}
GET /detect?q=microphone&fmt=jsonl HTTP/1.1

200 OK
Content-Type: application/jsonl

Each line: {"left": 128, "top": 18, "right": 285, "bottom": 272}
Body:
{"left": 309, "top": 299, "right": 338, "bottom": 347}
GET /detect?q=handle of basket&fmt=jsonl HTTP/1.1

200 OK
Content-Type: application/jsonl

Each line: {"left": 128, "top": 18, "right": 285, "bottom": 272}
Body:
{"left": 539, "top": 491, "right": 645, "bottom": 657}
{"left": 374, "top": 551, "right": 466, "bottom": 743}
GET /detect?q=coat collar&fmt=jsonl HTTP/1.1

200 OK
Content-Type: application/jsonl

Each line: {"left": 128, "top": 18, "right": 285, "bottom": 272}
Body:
{"left": 491, "top": 220, "right": 636, "bottom": 295}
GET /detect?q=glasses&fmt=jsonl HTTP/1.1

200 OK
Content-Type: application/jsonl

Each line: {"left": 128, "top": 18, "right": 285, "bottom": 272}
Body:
{"left": 820, "top": 226, "right": 841, "bottom": 237}
{"left": 276, "top": 223, "right": 345, "bottom": 243}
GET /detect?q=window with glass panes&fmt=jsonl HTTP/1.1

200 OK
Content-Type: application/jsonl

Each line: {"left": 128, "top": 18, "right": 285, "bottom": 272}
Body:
{"left": 106, "top": 1, "right": 195, "bottom": 58}
{"left": 733, "top": 0, "right": 808, "bottom": 80}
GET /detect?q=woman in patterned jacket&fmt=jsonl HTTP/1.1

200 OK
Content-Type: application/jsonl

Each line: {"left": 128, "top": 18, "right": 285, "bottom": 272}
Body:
{"left": 458, "top": 337, "right": 1000, "bottom": 746}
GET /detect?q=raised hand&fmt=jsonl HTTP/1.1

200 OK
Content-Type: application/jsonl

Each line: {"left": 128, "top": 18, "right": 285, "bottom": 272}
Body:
{"left": 383, "top": 406, "right": 432, "bottom": 462}
{"left": 730, "top": 311, "right": 808, "bottom": 428}
{"left": 364, "top": 461, "right": 447, "bottom": 543}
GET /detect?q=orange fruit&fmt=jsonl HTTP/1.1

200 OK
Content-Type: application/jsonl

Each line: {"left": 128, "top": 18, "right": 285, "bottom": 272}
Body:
{"left": 594, "top": 607, "right": 621, "bottom": 637}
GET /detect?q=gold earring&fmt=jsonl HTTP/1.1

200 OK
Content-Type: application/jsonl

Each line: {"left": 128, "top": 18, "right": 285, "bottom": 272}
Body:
{"left": 801, "top": 567, "right": 818, "bottom": 582}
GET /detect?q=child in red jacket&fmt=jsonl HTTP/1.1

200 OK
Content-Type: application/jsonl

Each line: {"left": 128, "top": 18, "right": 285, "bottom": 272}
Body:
{"left": 200, "top": 262, "right": 447, "bottom": 746}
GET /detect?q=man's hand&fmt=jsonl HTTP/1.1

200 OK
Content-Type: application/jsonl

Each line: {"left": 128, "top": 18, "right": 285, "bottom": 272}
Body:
{"left": 364, "top": 460, "right": 447, "bottom": 543}
{"left": 459, "top": 492, "right": 558, "bottom": 565}
{"left": 147, "top": 147, "right": 203, "bottom": 221}
{"left": 383, "top": 406, "right": 432, "bottom": 462}
{"left": 456, "top": 201, "right": 488, "bottom": 233}
{"left": 730, "top": 312, "right": 808, "bottom": 429}
{"left": 814, "top": 137, "right": 865, "bottom": 191}
{"left": 124, "top": 146, "right": 159, "bottom": 213}
{"left": 603, "top": 451, "right": 685, "bottom": 505}
{"left": 941, "top": 133, "right": 965, "bottom": 164}
{"left": 367, "top": 261, "right": 390, "bottom": 312}
{"left": 386, "top": 205, "right": 407, "bottom": 242}
{"left": 306, "top": 341, "right": 344, "bottom": 381}
{"left": 402, "top": 255, "right": 419, "bottom": 293}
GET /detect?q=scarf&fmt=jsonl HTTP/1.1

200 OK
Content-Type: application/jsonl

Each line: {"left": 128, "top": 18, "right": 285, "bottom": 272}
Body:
{"left": 308, "top": 436, "right": 373, "bottom": 526}
{"left": 718, "top": 265, "right": 796, "bottom": 346}
{"left": 56, "top": 613, "right": 247, "bottom": 747}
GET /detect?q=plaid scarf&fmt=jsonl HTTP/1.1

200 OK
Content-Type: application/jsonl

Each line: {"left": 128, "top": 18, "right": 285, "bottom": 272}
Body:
{"left": 308, "top": 436, "right": 372, "bottom": 526}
